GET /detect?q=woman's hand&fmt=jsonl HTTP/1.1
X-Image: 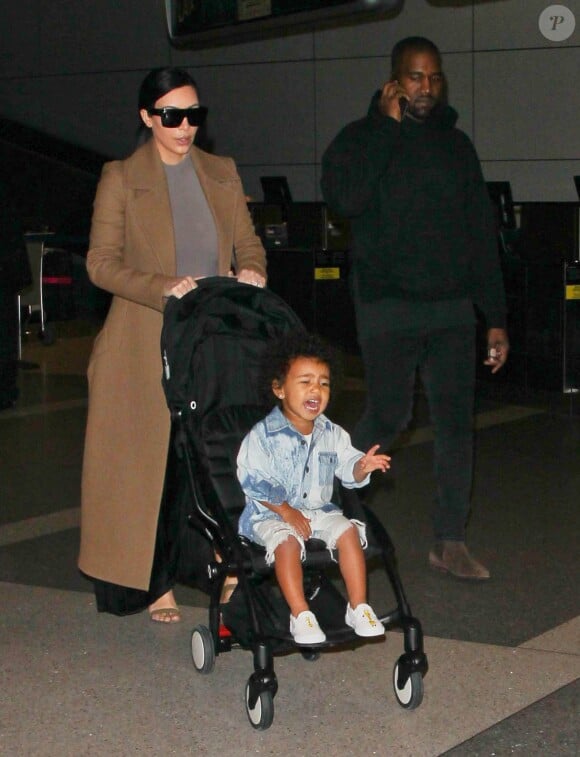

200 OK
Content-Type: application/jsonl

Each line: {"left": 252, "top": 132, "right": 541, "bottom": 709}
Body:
{"left": 163, "top": 276, "right": 198, "bottom": 299}
{"left": 237, "top": 269, "right": 266, "bottom": 288}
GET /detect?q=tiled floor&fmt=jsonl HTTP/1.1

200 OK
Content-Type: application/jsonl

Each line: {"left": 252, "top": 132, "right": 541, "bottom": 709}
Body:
{"left": 0, "top": 323, "right": 578, "bottom": 755}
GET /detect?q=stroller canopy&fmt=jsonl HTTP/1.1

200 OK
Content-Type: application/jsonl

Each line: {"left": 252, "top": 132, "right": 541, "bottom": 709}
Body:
{"left": 161, "top": 277, "right": 304, "bottom": 417}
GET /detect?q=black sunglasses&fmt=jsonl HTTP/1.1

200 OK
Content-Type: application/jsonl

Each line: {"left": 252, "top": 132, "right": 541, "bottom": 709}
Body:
{"left": 147, "top": 105, "right": 208, "bottom": 128}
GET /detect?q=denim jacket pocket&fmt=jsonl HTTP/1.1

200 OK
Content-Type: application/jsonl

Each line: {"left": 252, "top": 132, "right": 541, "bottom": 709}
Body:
{"left": 318, "top": 451, "right": 337, "bottom": 487}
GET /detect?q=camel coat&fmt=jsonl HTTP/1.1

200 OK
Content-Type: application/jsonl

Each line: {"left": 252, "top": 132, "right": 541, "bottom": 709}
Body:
{"left": 78, "top": 139, "right": 266, "bottom": 590}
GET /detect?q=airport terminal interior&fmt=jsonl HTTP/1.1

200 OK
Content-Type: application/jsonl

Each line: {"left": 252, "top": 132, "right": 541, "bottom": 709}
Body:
{"left": 1, "top": 267, "right": 578, "bottom": 753}
{"left": 1, "top": 1, "right": 579, "bottom": 753}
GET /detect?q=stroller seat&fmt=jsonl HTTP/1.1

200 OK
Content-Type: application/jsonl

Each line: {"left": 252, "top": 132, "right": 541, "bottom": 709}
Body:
{"left": 239, "top": 534, "right": 363, "bottom": 574}
{"left": 161, "top": 277, "right": 428, "bottom": 730}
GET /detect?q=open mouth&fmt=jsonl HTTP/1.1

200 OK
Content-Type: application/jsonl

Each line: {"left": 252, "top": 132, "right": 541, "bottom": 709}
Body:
{"left": 305, "top": 399, "right": 320, "bottom": 412}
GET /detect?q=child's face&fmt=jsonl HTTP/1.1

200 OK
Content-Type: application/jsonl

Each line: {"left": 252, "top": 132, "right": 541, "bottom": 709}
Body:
{"left": 273, "top": 356, "right": 331, "bottom": 435}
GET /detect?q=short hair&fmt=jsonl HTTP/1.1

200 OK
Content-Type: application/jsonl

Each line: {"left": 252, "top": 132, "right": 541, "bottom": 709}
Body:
{"left": 391, "top": 36, "right": 442, "bottom": 78}
{"left": 259, "top": 331, "right": 339, "bottom": 408}
{"left": 138, "top": 66, "right": 199, "bottom": 112}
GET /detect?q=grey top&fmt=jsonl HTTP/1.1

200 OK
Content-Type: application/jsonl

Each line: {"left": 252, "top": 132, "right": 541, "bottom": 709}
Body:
{"left": 163, "top": 157, "right": 218, "bottom": 278}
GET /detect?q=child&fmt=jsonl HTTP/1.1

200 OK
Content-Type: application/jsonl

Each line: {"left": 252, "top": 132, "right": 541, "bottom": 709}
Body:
{"left": 237, "top": 332, "right": 391, "bottom": 644}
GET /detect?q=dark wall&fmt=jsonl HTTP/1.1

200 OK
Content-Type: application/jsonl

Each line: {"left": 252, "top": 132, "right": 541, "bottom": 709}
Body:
{"left": 0, "top": 119, "right": 107, "bottom": 238}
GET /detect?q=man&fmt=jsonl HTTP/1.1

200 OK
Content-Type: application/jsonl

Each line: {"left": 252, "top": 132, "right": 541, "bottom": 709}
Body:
{"left": 321, "top": 36, "right": 509, "bottom": 580}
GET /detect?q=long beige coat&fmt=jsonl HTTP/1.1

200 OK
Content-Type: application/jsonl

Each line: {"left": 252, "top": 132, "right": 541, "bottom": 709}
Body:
{"left": 78, "top": 139, "right": 266, "bottom": 589}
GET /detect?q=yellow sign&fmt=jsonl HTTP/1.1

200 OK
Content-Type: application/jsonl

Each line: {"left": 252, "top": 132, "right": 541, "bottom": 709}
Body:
{"left": 566, "top": 285, "right": 580, "bottom": 300}
{"left": 238, "top": 0, "right": 271, "bottom": 21}
{"left": 315, "top": 267, "right": 340, "bottom": 280}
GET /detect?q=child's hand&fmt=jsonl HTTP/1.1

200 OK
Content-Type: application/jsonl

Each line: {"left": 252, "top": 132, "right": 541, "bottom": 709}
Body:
{"left": 279, "top": 502, "right": 312, "bottom": 540}
{"left": 354, "top": 445, "right": 391, "bottom": 482}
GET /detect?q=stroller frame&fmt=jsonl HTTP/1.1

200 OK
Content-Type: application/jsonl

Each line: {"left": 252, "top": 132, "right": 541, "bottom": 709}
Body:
{"left": 162, "top": 279, "right": 428, "bottom": 730}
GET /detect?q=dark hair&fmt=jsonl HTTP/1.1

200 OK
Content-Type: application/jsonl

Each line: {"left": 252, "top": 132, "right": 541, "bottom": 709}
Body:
{"left": 390, "top": 36, "right": 441, "bottom": 78}
{"left": 138, "top": 66, "right": 199, "bottom": 112}
{"left": 135, "top": 66, "right": 201, "bottom": 147}
{"left": 259, "top": 331, "right": 340, "bottom": 409}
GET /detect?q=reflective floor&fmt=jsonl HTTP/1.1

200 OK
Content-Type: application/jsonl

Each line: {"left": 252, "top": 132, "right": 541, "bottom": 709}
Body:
{"left": 1, "top": 322, "right": 578, "bottom": 755}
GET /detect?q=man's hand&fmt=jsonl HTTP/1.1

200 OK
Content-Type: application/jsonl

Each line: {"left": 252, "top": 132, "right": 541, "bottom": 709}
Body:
{"left": 484, "top": 328, "right": 510, "bottom": 373}
{"left": 378, "top": 80, "right": 409, "bottom": 121}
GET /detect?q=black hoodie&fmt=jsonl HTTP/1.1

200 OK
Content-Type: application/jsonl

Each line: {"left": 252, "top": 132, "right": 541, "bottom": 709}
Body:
{"left": 321, "top": 91, "right": 506, "bottom": 328}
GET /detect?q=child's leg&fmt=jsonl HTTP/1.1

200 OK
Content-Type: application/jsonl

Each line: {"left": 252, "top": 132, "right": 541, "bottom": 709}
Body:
{"left": 273, "top": 536, "right": 309, "bottom": 617}
{"left": 252, "top": 519, "right": 325, "bottom": 641}
{"left": 271, "top": 533, "right": 327, "bottom": 644}
{"left": 336, "top": 525, "right": 367, "bottom": 609}
{"left": 338, "top": 525, "right": 384, "bottom": 637}
{"left": 312, "top": 512, "right": 384, "bottom": 637}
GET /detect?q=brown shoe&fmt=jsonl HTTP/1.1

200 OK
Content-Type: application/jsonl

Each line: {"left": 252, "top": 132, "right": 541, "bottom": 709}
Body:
{"left": 429, "top": 541, "right": 490, "bottom": 580}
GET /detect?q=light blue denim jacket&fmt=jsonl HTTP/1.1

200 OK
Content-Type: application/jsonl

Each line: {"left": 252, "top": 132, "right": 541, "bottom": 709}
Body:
{"left": 237, "top": 406, "right": 369, "bottom": 540}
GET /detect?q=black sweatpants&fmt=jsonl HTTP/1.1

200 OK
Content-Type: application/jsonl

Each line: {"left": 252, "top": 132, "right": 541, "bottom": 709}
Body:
{"left": 354, "top": 325, "right": 476, "bottom": 541}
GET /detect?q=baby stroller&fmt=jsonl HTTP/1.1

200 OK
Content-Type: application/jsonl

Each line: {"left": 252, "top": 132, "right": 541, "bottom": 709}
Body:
{"left": 161, "top": 277, "right": 428, "bottom": 730}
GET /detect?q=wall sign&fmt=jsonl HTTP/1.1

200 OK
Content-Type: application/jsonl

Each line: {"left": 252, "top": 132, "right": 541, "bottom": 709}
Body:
{"left": 165, "top": 0, "right": 403, "bottom": 48}
{"left": 539, "top": 4, "right": 576, "bottom": 41}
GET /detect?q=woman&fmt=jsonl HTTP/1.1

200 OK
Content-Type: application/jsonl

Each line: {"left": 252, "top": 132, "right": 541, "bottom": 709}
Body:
{"left": 79, "top": 67, "right": 266, "bottom": 622}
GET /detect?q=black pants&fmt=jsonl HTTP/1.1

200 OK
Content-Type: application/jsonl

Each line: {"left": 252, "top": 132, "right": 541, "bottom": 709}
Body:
{"left": 354, "top": 325, "right": 476, "bottom": 541}
{"left": 92, "top": 431, "right": 181, "bottom": 616}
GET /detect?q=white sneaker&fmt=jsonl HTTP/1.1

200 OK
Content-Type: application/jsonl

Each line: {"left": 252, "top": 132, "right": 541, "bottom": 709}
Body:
{"left": 345, "top": 603, "right": 385, "bottom": 638}
{"left": 289, "top": 610, "right": 326, "bottom": 644}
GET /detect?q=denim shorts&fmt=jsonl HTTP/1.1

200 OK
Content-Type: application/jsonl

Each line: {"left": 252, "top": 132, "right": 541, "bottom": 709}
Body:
{"left": 252, "top": 508, "right": 367, "bottom": 565}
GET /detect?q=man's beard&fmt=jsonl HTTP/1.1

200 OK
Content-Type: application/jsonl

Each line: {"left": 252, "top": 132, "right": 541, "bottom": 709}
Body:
{"left": 408, "top": 95, "right": 438, "bottom": 120}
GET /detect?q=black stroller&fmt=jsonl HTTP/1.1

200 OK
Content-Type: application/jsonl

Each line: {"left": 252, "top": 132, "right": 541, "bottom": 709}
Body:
{"left": 161, "top": 277, "right": 428, "bottom": 730}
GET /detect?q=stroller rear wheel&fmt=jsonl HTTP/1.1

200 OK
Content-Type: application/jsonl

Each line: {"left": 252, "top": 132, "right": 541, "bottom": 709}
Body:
{"left": 245, "top": 680, "right": 274, "bottom": 730}
{"left": 191, "top": 625, "right": 215, "bottom": 674}
{"left": 393, "top": 661, "right": 424, "bottom": 710}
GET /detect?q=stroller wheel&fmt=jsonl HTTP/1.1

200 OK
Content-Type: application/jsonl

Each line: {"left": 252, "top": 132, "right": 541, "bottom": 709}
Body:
{"left": 245, "top": 680, "right": 274, "bottom": 730}
{"left": 191, "top": 625, "right": 215, "bottom": 674}
{"left": 301, "top": 649, "right": 321, "bottom": 662}
{"left": 393, "top": 661, "right": 424, "bottom": 710}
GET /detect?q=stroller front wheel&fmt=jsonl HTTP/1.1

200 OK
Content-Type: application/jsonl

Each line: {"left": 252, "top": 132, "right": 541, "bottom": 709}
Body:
{"left": 393, "top": 661, "right": 424, "bottom": 710}
{"left": 191, "top": 625, "right": 215, "bottom": 674}
{"left": 245, "top": 680, "right": 274, "bottom": 730}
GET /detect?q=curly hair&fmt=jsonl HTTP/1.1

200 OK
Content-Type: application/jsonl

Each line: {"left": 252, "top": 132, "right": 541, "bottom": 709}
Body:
{"left": 259, "top": 331, "right": 340, "bottom": 409}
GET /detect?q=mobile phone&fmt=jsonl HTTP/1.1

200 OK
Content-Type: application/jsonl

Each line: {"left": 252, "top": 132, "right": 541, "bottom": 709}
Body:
{"left": 399, "top": 97, "right": 408, "bottom": 119}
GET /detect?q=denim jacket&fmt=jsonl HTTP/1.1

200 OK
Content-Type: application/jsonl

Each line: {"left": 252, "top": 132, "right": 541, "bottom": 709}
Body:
{"left": 237, "top": 406, "right": 369, "bottom": 540}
